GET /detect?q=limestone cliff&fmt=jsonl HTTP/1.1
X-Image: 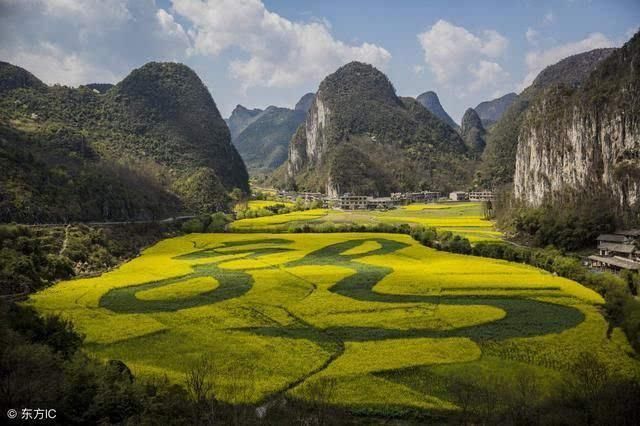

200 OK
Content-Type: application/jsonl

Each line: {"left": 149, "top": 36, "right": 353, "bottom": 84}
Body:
{"left": 514, "top": 33, "right": 640, "bottom": 210}
{"left": 479, "top": 48, "right": 615, "bottom": 189}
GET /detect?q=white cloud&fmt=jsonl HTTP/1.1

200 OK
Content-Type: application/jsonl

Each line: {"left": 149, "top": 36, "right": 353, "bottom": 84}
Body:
{"left": 171, "top": 0, "right": 391, "bottom": 89}
{"left": 413, "top": 64, "right": 425, "bottom": 75}
{"left": 543, "top": 11, "right": 554, "bottom": 25}
{"left": 467, "top": 60, "right": 509, "bottom": 93}
{"left": 416, "top": 20, "right": 509, "bottom": 95}
{"left": 42, "top": 0, "right": 131, "bottom": 25}
{"left": 156, "top": 9, "right": 190, "bottom": 46}
{"left": 526, "top": 27, "right": 539, "bottom": 45}
{"left": 0, "top": 41, "right": 119, "bottom": 86}
{"left": 0, "top": 0, "right": 193, "bottom": 86}
{"left": 519, "top": 32, "right": 616, "bottom": 90}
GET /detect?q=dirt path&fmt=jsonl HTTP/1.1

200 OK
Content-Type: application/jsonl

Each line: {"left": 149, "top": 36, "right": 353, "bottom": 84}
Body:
{"left": 59, "top": 224, "right": 71, "bottom": 256}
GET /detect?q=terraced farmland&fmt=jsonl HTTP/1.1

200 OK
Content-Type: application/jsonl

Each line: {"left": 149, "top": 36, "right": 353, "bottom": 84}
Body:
{"left": 230, "top": 202, "right": 501, "bottom": 241}
{"left": 30, "top": 233, "right": 639, "bottom": 411}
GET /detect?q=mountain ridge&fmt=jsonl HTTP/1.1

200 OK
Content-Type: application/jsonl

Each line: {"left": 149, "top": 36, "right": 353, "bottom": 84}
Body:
{"left": 284, "top": 62, "right": 471, "bottom": 196}
{"left": 0, "top": 61, "right": 248, "bottom": 222}
{"left": 416, "top": 91, "right": 459, "bottom": 130}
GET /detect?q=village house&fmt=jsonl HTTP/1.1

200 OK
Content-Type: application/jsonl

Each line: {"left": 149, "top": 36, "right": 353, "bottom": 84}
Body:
{"left": 278, "top": 191, "right": 324, "bottom": 202}
{"left": 338, "top": 194, "right": 369, "bottom": 210}
{"left": 338, "top": 194, "right": 397, "bottom": 210}
{"left": 391, "top": 191, "right": 441, "bottom": 203}
{"left": 367, "top": 197, "right": 395, "bottom": 210}
{"left": 468, "top": 191, "right": 495, "bottom": 202}
{"left": 587, "top": 230, "right": 640, "bottom": 272}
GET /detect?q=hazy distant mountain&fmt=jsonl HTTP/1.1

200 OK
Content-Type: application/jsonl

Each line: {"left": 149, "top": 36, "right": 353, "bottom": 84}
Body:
{"left": 478, "top": 48, "right": 616, "bottom": 188}
{"left": 234, "top": 106, "right": 306, "bottom": 173}
{"left": 294, "top": 92, "right": 315, "bottom": 113}
{"left": 226, "top": 105, "right": 263, "bottom": 140}
{"left": 226, "top": 93, "right": 315, "bottom": 174}
{"left": 284, "top": 62, "right": 471, "bottom": 196}
{"left": 474, "top": 92, "right": 517, "bottom": 127}
{"left": 0, "top": 61, "right": 248, "bottom": 222}
{"left": 416, "top": 91, "right": 459, "bottom": 130}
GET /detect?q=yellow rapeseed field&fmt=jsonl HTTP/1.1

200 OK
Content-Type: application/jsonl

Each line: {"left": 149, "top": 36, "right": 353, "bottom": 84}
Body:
{"left": 29, "top": 233, "right": 639, "bottom": 410}
{"left": 230, "top": 202, "right": 500, "bottom": 241}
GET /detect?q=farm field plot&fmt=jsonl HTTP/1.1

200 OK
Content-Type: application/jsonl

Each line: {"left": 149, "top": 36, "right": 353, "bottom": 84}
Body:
{"left": 230, "top": 202, "right": 501, "bottom": 241}
{"left": 234, "top": 199, "right": 294, "bottom": 213}
{"left": 29, "top": 233, "right": 640, "bottom": 411}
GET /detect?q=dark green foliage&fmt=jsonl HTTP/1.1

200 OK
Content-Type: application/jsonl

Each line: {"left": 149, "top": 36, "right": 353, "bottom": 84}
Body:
{"left": 112, "top": 62, "right": 248, "bottom": 193}
{"left": 174, "top": 168, "right": 230, "bottom": 214}
{"left": 460, "top": 108, "right": 486, "bottom": 156}
{"left": 7, "top": 303, "right": 83, "bottom": 359}
{"left": 0, "top": 61, "right": 249, "bottom": 222}
{"left": 181, "top": 212, "right": 232, "bottom": 233}
{"left": 503, "top": 198, "right": 616, "bottom": 251}
{"left": 0, "top": 61, "right": 46, "bottom": 94}
{"left": 0, "top": 223, "right": 180, "bottom": 295}
{"left": 0, "top": 122, "right": 183, "bottom": 223}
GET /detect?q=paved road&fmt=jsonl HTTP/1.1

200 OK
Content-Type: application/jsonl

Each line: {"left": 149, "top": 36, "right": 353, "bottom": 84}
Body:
{"left": 12, "top": 215, "right": 197, "bottom": 228}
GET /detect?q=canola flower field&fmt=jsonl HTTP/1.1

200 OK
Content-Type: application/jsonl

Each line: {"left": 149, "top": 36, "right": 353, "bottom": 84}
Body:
{"left": 30, "top": 232, "right": 640, "bottom": 411}
{"left": 230, "top": 202, "right": 502, "bottom": 242}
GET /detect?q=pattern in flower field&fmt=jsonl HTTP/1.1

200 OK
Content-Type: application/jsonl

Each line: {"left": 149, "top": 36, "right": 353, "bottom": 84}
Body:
{"left": 29, "top": 233, "right": 640, "bottom": 409}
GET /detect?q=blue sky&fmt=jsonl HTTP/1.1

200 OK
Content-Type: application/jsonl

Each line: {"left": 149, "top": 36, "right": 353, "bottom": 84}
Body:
{"left": 1, "top": 0, "right": 638, "bottom": 122}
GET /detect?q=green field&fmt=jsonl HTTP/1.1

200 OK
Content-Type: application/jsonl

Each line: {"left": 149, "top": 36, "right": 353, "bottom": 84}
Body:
{"left": 30, "top": 233, "right": 639, "bottom": 411}
{"left": 230, "top": 202, "right": 502, "bottom": 242}
{"left": 234, "top": 199, "right": 294, "bottom": 213}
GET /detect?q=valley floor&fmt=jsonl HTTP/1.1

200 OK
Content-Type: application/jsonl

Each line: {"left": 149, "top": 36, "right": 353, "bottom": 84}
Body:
{"left": 29, "top": 232, "right": 639, "bottom": 413}
{"left": 231, "top": 202, "right": 502, "bottom": 242}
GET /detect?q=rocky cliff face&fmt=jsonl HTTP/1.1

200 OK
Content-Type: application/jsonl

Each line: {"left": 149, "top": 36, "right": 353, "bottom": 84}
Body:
{"left": 416, "top": 91, "right": 459, "bottom": 130}
{"left": 284, "top": 62, "right": 470, "bottom": 196}
{"left": 514, "top": 33, "right": 640, "bottom": 210}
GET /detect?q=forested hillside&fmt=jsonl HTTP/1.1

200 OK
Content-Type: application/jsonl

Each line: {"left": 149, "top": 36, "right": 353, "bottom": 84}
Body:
{"left": 0, "top": 61, "right": 248, "bottom": 223}
{"left": 285, "top": 62, "right": 471, "bottom": 196}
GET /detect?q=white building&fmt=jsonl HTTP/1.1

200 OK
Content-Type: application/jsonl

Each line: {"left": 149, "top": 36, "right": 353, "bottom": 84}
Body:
{"left": 468, "top": 191, "right": 495, "bottom": 202}
{"left": 449, "top": 191, "right": 468, "bottom": 201}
